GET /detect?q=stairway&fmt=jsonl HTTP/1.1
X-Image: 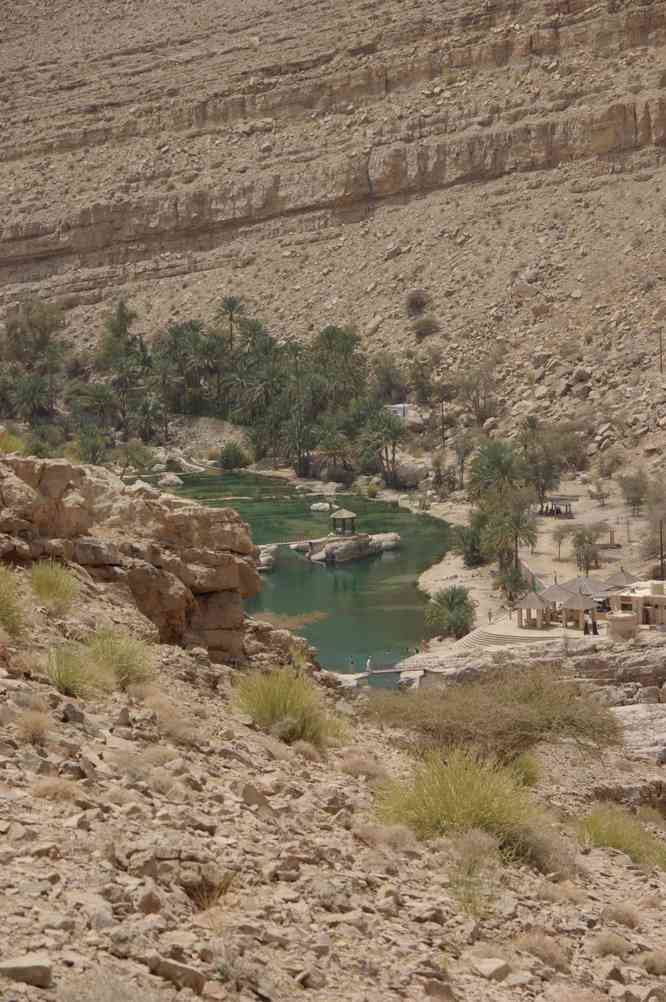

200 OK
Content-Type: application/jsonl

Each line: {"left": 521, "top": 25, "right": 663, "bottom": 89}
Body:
{"left": 455, "top": 625, "right": 568, "bottom": 653}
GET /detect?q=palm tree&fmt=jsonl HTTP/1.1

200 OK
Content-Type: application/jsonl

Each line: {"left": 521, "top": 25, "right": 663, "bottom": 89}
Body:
{"left": 217, "top": 296, "right": 244, "bottom": 351}
{"left": 425, "top": 585, "right": 476, "bottom": 639}
{"left": 468, "top": 439, "right": 517, "bottom": 500}
{"left": 14, "top": 373, "right": 50, "bottom": 422}
{"left": 482, "top": 488, "right": 537, "bottom": 570}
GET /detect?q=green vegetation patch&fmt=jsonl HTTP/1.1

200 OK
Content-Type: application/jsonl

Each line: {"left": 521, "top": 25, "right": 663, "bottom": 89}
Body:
{"left": 368, "top": 666, "right": 620, "bottom": 761}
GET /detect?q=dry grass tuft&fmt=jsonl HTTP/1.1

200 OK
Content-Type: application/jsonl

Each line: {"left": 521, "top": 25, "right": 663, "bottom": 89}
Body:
{"left": 511, "top": 750, "right": 540, "bottom": 787}
{"left": 186, "top": 872, "right": 235, "bottom": 912}
{"left": 0, "top": 565, "right": 23, "bottom": 637}
{"left": 112, "top": 744, "right": 175, "bottom": 772}
{"left": 641, "top": 950, "right": 666, "bottom": 975}
{"left": 448, "top": 828, "right": 501, "bottom": 916}
{"left": 32, "top": 777, "right": 79, "bottom": 801}
{"left": 15, "top": 709, "right": 49, "bottom": 745}
{"left": 235, "top": 668, "right": 341, "bottom": 749}
{"left": 85, "top": 629, "right": 153, "bottom": 690}
{"left": 375, "top": 748, "right": 573, "bottom": 873}
{"left": 368, "top": 667, "right": 620, "bottom": 762}
{"left": 515, "top": 931, "right": 569, "bottom": 971}
{"left": 537, "top": 880, "right": 586, "bottom": 905}
{"left": 47, "top": 644, "right": 112, "bottom": 698}
{"left": 30, "top": 560, "right": 79, "bottom": 614}
{"left": 592, "top": 932, "right": 632, "bottom": 958}
{"left": 152, "top": 700, "right": 199, "bottom": 747}
{"left": 638, "top": 805, "right": 666, "bottom": 829}
{"left": 147, "top": 767, "right": 178, "bottom": 797}
{"left": 601, "top": 902, "right": 641, "bottom": 929}
{"left": 578, "top": 803, "right": 666, "bottom": 870}
{"left": 339, "top": 749, "right": 388, "bottom": 781}
{"left": 352, "top": 821, "right": 417, "bottom": 852}
{"left": 292, "top": 739, "right": 323, "bottom": 762}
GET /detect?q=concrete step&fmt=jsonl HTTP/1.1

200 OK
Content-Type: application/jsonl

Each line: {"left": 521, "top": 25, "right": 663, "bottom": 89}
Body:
{"left": 455, "top": 625, "right": 571, "bottom": 652}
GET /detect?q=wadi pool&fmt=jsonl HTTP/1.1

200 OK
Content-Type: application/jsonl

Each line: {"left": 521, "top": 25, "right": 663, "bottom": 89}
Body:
{"left": 177, "top": 473, "right": 451, "bottom": 673}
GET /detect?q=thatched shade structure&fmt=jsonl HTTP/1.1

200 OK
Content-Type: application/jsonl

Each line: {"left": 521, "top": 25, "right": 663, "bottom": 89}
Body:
{"left": 515, "top": 591, "right": 548, "bottom": 630}
{"left": 561, "top": 589, "right": 596, "bottom": 630}
{"left": 560, "top": 575, "right": 604, "bottom": 596}
{"left": 540, "top": 583, "right": 577, "bottom": 605}
{"left": 604, "top": 567, "right": 639, "bottom": 589}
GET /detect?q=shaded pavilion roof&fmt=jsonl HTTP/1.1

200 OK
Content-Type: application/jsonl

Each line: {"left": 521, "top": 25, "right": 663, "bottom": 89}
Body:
{"left": 515, "top": 591, "right": 548, "bottom": 610}
{"left": 604, "top": 567, "right": 640, "bottom": 588}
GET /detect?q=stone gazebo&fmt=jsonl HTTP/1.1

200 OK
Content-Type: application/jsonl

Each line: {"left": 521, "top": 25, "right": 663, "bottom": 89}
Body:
{"left": 330, "top": 508, "right": 357, "bottom": 536}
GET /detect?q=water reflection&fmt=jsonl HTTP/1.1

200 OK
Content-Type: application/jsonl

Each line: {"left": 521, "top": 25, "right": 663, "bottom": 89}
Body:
{"left": 177, "top": 473, "right": 451, "bottom": 671}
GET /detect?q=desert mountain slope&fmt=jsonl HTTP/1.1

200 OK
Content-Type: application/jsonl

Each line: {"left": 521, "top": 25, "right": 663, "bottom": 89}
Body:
{"left": 1, "top": 0, "right": 666, "bottom": 397}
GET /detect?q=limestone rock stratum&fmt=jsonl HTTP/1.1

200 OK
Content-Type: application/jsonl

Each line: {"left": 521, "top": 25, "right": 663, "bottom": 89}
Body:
{"left": 0, "top": 456, "right": 259, "bottom": 661}
{"left": 2, "top": 0, "right": 666, "bottom": 455}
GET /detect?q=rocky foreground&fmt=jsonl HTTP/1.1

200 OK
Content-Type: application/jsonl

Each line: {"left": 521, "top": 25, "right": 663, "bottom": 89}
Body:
{"left": 2, "top": 631, "right": 666, "bottom": 1002}
{"left": 2, "top": 457, "right": 666, "bottom": 1000}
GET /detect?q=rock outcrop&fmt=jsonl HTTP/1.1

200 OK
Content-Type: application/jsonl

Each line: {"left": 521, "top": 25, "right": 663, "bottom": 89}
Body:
{"left": 291, "top": 531, "right": 400, "bottom": 563}
{"left": 0, "top": 455, "right": 260, "bottom": 662}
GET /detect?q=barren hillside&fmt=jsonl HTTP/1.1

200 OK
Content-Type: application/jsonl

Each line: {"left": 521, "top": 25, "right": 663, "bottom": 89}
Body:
{"left": 3, "top": 456, "right": 666, "bottom": 1001}
{"left": 2, "top": 0, "right": 666, "bottom": 438}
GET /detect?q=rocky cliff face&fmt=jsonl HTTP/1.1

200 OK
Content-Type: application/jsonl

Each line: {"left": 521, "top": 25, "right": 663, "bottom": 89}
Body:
{"left": 2, "top": 0, "right": 666, "bottom": 453}
{"left": 0, "top": 457, "right": 260, "bottom": 661}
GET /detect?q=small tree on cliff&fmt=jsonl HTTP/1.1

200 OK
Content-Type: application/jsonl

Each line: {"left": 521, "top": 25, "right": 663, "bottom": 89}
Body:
{"left": 552, "top": 524, "right": 572, "bottom": 562}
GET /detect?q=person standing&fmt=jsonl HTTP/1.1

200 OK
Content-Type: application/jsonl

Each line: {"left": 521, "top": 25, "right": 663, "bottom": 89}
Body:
{"left": 365, "top": 656, "right": 373, "bottom": 675}
{"left": 583, "top": 612, "right": 591, "bottom": 635}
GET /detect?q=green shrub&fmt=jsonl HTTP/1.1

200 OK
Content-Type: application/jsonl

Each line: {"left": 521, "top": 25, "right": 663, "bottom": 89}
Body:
{"left": 235, "top": 668, "right": 337, "bottom": 748}
{"left": 413, "top": 315, "right": 440, "bottom": 341}
{"left": 424, "top": 585, "right": 475, "bottom": 639}
{"left": 368, "top": 667, "right": 620, "bottom": 762}
{"left": 367, "top": 483, "right": 379, "bottom": 499}
{"left": 47, "top": 645, "right": 112, "bottom": 698}
{"left": 218, "top": 441, "right": 250, "bottom": 471}
{"left": 85, "top": 630, "right": 153, "bottom": 691}
{"left": 111, "top": 439, "right": 155, "bottom": 475}
{"left": 406, "top": 288, "right": 429, "bottom": 317}
{"left": 30, "top": 561, "right": 79, "bottom": 613}
{"left": 375, "top": 748, "right": 566, "bottom": 870}
{"left": 0, "top": 566, "right": 23, "bottom": 637}
{"left": 577, "top": 803, "right": 666, "bottom": 870}
{"left": 0, "top": 429, "right": 26, "bottom": 454}
{"left": 77, "top": 425, "right": 108, "bottom": 465}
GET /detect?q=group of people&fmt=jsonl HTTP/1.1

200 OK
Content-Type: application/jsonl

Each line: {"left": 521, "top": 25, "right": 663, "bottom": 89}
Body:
{"left": 540, "top": 503, "right": 566, "bottom": 517}
{"left": 583, "top": 612, "right": 599, "bottom": 636}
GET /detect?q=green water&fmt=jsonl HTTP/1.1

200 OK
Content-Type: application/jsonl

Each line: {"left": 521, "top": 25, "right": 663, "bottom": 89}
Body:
{"left": 177, "top": 473, "right": 451, "bottom": 673}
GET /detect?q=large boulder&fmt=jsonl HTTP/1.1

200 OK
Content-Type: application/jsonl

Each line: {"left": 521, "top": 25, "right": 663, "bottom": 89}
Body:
{"left": 394, "top": 459, "right": 430, "bottom": 488}
{"left": 126, "top": 563, "right": 196, "bottom": 644}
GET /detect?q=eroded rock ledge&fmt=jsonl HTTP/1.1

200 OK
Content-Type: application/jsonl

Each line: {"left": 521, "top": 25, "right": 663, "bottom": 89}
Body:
{"left": 0, "top": 456, "right": 260, "bottom": 662}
